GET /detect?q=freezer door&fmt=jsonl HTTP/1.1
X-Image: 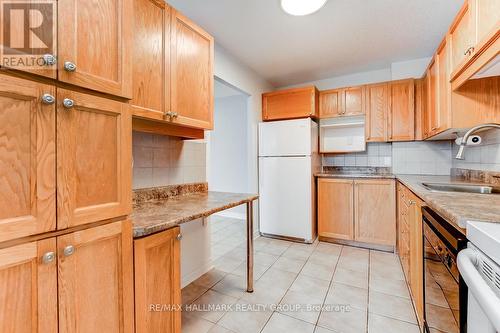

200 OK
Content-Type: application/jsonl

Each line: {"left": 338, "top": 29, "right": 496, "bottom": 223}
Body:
{"left": 258, "top": 156, "right": 313, "bottom": 241}
{"left": 259, "top": 119, "right": 314, "bottom": 156}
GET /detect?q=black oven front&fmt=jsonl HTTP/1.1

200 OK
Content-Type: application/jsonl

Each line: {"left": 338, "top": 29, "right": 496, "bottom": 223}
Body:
{"left": 422, "top": 207, "right": 468, "bottom": 333}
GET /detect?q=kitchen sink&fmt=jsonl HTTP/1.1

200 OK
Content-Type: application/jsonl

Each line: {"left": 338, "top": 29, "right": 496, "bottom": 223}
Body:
{"left": 421, "top": 182, "right": 500, "bottom": 195}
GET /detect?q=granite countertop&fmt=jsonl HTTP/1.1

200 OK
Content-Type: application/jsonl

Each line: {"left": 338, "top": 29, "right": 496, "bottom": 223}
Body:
{"left": 131, "top": 187, "right": 258, "bottom": 238}
{"left": 396, "top": 174, "right": 500, "bottom": 232}
{"left": 315, "top": 166, "right": 395, "bottom": 179}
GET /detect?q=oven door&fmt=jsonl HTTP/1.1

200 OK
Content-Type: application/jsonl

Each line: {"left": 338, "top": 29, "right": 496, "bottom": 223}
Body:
{"left": 423, "top": 209, "right": 467, "bottom": 333}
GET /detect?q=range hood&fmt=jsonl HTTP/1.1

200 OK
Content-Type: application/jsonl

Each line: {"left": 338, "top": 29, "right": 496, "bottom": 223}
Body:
{"left": 471, "top": 54, "right": 500, "bottom": 79}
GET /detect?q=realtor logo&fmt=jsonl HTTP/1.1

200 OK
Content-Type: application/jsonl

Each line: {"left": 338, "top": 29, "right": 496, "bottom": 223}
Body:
{"left": 1, "top": 0, "right": 55, "bottom": 68}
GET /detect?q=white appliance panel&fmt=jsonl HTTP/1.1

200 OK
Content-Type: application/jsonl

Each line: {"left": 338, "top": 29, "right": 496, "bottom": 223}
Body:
{"left": 259, "top": 119, "right": 313, "bottom": 157}
{"left": 258, "top": 156, "right": 312, "bottom": 241}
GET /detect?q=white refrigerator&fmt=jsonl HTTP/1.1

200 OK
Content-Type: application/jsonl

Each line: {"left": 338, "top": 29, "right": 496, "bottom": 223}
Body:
{"left": 258, "top": 118, "right": 319, "bottom": 243}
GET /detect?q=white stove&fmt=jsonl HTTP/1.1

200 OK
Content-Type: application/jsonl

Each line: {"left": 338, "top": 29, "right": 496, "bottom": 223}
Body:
{"left": 458, "top": 221, "right": 500, "bottom": 333}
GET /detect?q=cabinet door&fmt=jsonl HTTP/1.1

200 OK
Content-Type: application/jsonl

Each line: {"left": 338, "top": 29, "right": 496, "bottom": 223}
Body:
{"left": 319, "top": 89, "right": 342, "bottom": 118}
{"left": 449, "top": 2, "right": 476, "bottom": 74}
{"left": 0, "top": 74, "right": 56, "bottom": 243}
{"left": 57, "top": 89, "right": 131, "bottom": 229}
{"left": 389, "top": 79, "right": 415, "bottom": 141}
{"left": 354, "top": 179, "right": 396, "bottom": 246}
{"left": 263, "top": 87, "right": 317, "bottom": 121}
{"left": 343, "top": 86, "right": 365, "bottom": 116}
{"left": 474, "top": 0, "right": 500, "bottom": 43}
{"left": 414, "top": 78, "right": 427, "bottom": 140}
{"left": 134, "top": 227, "right": 181, "bottom": 333}
{"left": 131, "top": 0, "right": 170, "bottom": 120}
{"left": 58, "top": 220, "right": 134, "bottom": 333}
{"left": 170, "top": 10, "right": 214, "bottom": 129}
{"left": 0, "top": 239, "right": 57, "bottom": 332}
{"left": 426, "top": 59, "right": 438, "bottom": 137}
{"left": 408, "top": 194, "right": 424, "bottom": 326}
{"left": 436, "top": 41, "right": 451, "bottom": 133}
{"left": 0, "top": 0, "right": 57, "bottom": 78}
{"left": 318, "top": 179, "right": 354, "bottom": 240}
{"left": 365, "top": 83, "right": 389, "bottom": 142}
{"left": 58, "top": 0, "right": 132, "bottom": 98}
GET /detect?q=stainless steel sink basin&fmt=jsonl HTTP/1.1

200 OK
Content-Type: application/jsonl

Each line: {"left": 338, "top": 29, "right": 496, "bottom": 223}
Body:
{"left": 421, "top": 182, "right": 500, "bottom": 194}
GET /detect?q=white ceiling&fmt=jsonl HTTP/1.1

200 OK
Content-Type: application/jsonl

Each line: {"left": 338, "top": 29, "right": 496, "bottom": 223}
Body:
{"left": 168, "top": 0, "right": 463, "bottom": 87}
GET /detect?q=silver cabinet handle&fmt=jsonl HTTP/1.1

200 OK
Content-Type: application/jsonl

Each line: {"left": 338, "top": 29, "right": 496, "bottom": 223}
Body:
{"left": 63, "top": 98, "right": 74, "bottom": 109}
{"left": 408, "top": 200, "right": 416, "bottom": 205}
{"left": 172, "top": 112, "right": 178, "bottom": 118}
{"left": 64, "top": 61, "right": 77, "bottom": 72}
{"left": 63, "top": 245, "right": 75, "bottom": 257}
{"left": 43, "top": 54, "right": 56, "bottom": 66}
{"left": 41, "top": 93, "right": 55, "bottom": 105}
{"left": 42, "top": 251, "right": 56, "bottom": 264}
{"left": 164, "top": 111, "right": 173, "bottom": 118}
{"left": 177, "top": 234, "right": 183, "bottom": 241}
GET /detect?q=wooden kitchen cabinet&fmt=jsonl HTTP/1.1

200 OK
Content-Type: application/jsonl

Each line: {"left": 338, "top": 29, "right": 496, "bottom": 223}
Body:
{"left": 0, "top": 239, "right": 58, "bottom": 332}
{"left": 389, "top": 79, "right": 415, "bottom": 141}
{"left": 170, "top": 9, "right": 214, "bottom": 130}
{"left": 449, "top": 2, "right": 475, "bottom": 75}
{"left": 319, "top": 86, "right": 365, "bottom": 118}
{"left": 58, "top": 220, "right": 134, "bottom": 333}
{"left": 318, "top": 179, "right": 354, "bottom": 240}
{"left": 0, "top": 74, "right": 56, "bottom": 243}
{"left": 131, "top": 0, "right": 170, "bottom": 120}
{"left": 262, "top": 86, "right": 319, "bottom": 121}
{"left": 473, "top": 0, "right": 500, "bottom": 44}
{"left": 57, "top": 88, "right": 132, "bottom": 229}
{"left": 354, "top": 179, "right": 396, "bottom": 247}
{"left": 134, "top": 227, "right": 181, "bottom": 333}
{"left": 414, "top": 78, "right": 427, "bottom": 140}
{"left": 365, "top": 82, "right": 390, "bottom": 142}
{"left": 397, "top": 182, "right": 424, "bottom": 327}
{"left": 58, "top": 0, "right": 133, "bottom": 98}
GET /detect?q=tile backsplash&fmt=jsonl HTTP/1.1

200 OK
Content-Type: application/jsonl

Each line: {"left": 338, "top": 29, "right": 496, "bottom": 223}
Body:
{"left": 132, "top": 131, "right": 206, "bottom": 189}
{"left": 392, "top": 141, "right": 452, "bottom": 175}
{"left": 322, "top": 142, "right": 392, "bottom": 168}
{"left": 452, "top": 129, "right": 500, "bottom": 172}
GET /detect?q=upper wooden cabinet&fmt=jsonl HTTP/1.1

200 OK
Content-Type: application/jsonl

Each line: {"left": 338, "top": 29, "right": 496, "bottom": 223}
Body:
{"left": 318, "top": 178, "right": 354, "bottom": 241}
{"left": 131, "top": 3, "right": 214, "bottom": 131}
{"left": 58, "top": 0, "right": 132, "bottom": 98}
{"left": 170, "top": 9, "right": 214, "bottom": 130}
{"left": 131, "top": 0, "right": 170, "bottom": 120}
{"left": 389, "top": 79, "right": 415, "bottom": 141}
{"left": 0, "top": 75, "right": 56, "bottom": 243}
{"left": 134, "top": 226, "right": 181, "bottom": 333}
{"left": 0, "top": 239, "right": 58, "bottom": 332}
{"left": 354, "top": 179, "right": 396, "bottom": 247}
{"left": 262, "top": 86, "right": 319, "bottom": 121}
{"left": 365, "top": 82, "right": 390, "bottom": 142}
{"left": 57, "top": 88, "right": 132, "bottom": 229}
{"left": 319, "top": 86, "right": 365, "bottom": 118}
{"left": 450, "top": 0, "right": 500, "bottom": 89}
{"left": 58, "top": 220, "right": 133, "bottom": 333}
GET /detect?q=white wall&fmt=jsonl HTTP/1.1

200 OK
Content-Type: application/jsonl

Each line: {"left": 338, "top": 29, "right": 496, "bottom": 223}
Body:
{"left": 391, "top": 57, "right": 432, "bottom": 80}
{"left": 209, "top": 94, "right": 249, "bottom": 218}
{"left": 214, "top": 44, "right": 274, "bottom": 231}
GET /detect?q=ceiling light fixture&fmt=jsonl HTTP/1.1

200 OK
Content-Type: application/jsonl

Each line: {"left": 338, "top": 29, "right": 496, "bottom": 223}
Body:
{"left": 281, "top": 0, "right": 328, "bottom": 16}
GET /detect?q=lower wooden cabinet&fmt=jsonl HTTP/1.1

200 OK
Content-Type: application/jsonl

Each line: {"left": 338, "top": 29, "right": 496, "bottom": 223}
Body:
{"left": 134, "top": 226, "right": 181, "bottom": 333}
{"left": 397, "top": 182, "right": 424, "bottom": 327}
{"left": 318, "top": 178, "right": 396, "bottom": 248}
{"left": 354, "top": 179, "right": 396, "bottom": 247}
{"left": 0, "top": 220, "right": 134, "bottom": 333}
{"left": 318, "top": 179, "right": 354, "bottom": 240}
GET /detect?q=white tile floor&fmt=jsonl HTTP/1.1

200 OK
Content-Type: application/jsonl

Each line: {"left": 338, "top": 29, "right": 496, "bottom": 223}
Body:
{"left": 182, "top": 216, "right": 420, "bottom": 333}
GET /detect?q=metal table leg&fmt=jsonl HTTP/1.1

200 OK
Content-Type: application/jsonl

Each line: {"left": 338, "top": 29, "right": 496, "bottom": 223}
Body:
{"left": 246, "top": 201, "right": 254, "bottom": 293}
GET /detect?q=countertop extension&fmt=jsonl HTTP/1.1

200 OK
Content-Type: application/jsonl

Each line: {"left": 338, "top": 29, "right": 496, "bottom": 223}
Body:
{"left": 131, "top": 191, "right": 258, "bottom": 238}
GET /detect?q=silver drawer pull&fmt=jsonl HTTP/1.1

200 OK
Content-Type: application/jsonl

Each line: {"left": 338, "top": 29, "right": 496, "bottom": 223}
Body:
{"left": 64, "top": 61, "right": 77, "bottom": 72}
{"left": 42, "top": 251, "right": 55, "bottom": 264}
{"left": 63, "top": 245, "right": 75, "bottom": 257}
{"left": 43, "top": 54, "right": 56, "bottom": 66}
{"left": 177, "top": 234, "right": 183, "bottom": 241}
{"left": 41, "top": 93, "right": 55, "bottom": 105}
{"left": 63, "top": 98, "right": 74, "bottom": 109}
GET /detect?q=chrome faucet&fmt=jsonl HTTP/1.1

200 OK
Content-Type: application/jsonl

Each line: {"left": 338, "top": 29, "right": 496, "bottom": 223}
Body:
{"left": 455, "top": 123, "right": 500, "bottom": 159}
